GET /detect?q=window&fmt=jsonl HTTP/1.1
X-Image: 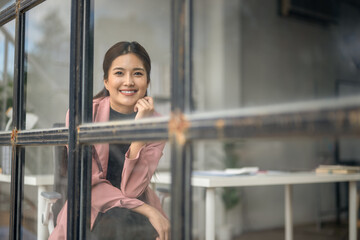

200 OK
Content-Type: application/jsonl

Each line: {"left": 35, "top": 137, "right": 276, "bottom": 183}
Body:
{"left": 1, "top": 1, "right": 360, "bottom": 240}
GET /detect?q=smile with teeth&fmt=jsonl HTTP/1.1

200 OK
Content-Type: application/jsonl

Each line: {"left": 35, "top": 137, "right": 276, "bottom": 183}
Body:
{"left": 120, "top": 90, "right": 136, "bottom": 93}
{"left": 119, "top": 89, "right": 138, "bottom": 96}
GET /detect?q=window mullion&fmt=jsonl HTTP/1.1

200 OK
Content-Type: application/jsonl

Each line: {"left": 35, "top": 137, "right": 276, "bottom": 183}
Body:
{"left": 170, "top": 0, "right": 193, "bottom": 239}
{"left": 67, "top": 0, "right": 85, "bottom": 239}
{"left": 9, "top": 1, "right": 26, "bottom": 239}
{"left": 80, "top": 0, "right": 94, "bottom": 238}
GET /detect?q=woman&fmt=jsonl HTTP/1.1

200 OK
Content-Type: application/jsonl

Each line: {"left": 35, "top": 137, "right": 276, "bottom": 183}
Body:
{"left": 49, "top": 41, "right": 170, "bottom": 240}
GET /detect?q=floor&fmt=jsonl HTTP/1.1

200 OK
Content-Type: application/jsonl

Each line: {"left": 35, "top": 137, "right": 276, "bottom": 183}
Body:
{"left": 234, "top": 222, "right": 353, "bottom": 240}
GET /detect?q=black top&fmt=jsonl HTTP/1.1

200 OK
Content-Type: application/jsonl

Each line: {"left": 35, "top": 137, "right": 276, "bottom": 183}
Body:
{"left": 107, "top": 108, "right": 137, "bottom": 189}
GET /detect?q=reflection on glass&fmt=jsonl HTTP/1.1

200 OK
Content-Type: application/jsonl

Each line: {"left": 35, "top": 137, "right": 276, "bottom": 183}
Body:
{"left": 0, "top": 0, "right": 13, "bottom": 12}
{"left": 94, "top": 0, "right": 171, "bottom": 117}
{"left": 0, "top": 21, "right": 14, "bottom": 131}
{"left": 0, "top": 20, "right": 14, "bottom": 237}
{"left": 22, "top": 146, "right": 60, "bottom": 240}
{"left": 0, "top": 20, "right": 14, "bottom": 181}
{"left": 193, "top": 0, "right": 360, "bottom": 112}
{"left": 0, "top": 176, "right": 10, "bottom": 237}
{"left": 192, "top": 135, "right": 360, "bottom": 238}
{"left": 25, "top": 0, "right": 70, "bottom": 129}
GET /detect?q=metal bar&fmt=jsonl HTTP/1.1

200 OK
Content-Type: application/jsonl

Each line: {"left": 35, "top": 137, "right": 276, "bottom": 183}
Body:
{"left": 78, "top": 117, "right": 169, "bottom": 143}
{"left": 9, "top": 2, "right": 26, "bottom": 239}
{"left": 18, "top": 0, "right": 46, "bottom": 12}
{"left": 80, "top": 0, "right": 94, "bottom": 238}
{"left": 0, "top": 131, "right": 12, "bottom": 145}
{"left": 83, "top": 0, "right": 93, "bottom": 125}
{"left": 14, "top": 127, "right": 69, "bottom": 145}
{"left": 77, "top": 96, "right": 360, "bottom": 144}
{"left": 186, "top": 96, "right": 360, "bottom": 140}
{"left": 0, "top": 4, "right": 15, "bottom": 26}
{"left": 170, "top": 0, "right": 193, "bottom": 239}
{"left": 0, "top": 127, "right": 68, "bottom": 145}
{"left": 1, "top": 96, "right": 360, "bottom": 146}
{"left": 67, "top": 0, "right": 84, "bottom": 239}
{"left": 0, "top": 0, "right": 46, "bottom": 26}
{"left": 184, "top": 0, "right": 193, "bottom": 114}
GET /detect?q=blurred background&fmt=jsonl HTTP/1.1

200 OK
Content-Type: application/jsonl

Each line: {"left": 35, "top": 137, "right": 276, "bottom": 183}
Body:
{"left": 0, "top": 0, "right": 360, "bottom": 239}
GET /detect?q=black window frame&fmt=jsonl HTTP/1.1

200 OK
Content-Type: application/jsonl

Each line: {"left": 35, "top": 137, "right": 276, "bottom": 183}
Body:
{"left": 1, "top": 0, "right": 360, "bottom": 240}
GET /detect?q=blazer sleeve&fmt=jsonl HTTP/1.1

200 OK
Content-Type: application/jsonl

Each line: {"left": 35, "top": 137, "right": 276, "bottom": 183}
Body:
{"left": 120, "top": 141, "right": 166, "bottom": 198}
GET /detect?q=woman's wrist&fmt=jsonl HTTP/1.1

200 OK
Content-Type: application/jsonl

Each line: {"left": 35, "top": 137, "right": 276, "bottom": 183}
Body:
{"left": 128, "top": 141, "right": 146, "bottom": 159}
{"left": 132, "top": 203, "right": 156, "bottom": 219}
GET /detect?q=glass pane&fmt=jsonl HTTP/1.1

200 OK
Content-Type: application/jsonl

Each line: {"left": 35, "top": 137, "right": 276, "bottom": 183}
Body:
{"left": 0, "top": 18, "right": 14, "bottom": 240}
{"left": 193, "top": 0, "right": 360, "bottom": 112}
{"left": 87, "top": 2, "right": 172, "bottom": 238}
{"left": 0, "top": 20, "right": 14, "bottom": 132}
{"left": 25, "top": 0, "right": 71, "bottom": 129}
{"left": 93, "top": 0, "right": 171, "bottom": 120}
{"left": 0, "top": 0, "right": 13, "bottom": 13}
{"left": 190, "top": 138, "right": 352, "bottom": 239}
{"left": 22, "top": 145, "right": 59, "bottom": 240}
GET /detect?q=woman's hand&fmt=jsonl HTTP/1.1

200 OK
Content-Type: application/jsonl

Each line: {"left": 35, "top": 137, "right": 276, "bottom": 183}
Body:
{"left": 132, "top": 203, "right": 170, "bottom": 240}
{"left": 134, "top": 96, "right": 154, "bottom": 120}
{"left": 128, "top": 97, "right": 154, "bottom": 158}
{"left": 148, "top": 209, "right": 170, "bottom": 240}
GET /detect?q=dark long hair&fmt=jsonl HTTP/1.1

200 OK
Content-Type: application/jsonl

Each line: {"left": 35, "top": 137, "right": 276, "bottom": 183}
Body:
{"left": 94, "top": 41, "right": 151, "bottom": 99}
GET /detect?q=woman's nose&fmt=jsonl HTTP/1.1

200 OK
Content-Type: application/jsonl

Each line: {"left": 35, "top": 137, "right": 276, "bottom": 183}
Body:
{"left": 124, "top": 75, "right": 135, "bottom": 86}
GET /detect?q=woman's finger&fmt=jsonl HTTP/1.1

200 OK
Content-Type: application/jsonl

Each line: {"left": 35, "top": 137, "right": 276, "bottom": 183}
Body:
{"left": 144, "top": 96, "right": 154, "bottom": 105}
{"left": 137, "top": 100, "right": 151, "bottom": 109}
{"left": 136, "top": 101, "right": 149, "bottom": 112}
{"left": 138, "top": 98, "right": 153, "bottom": 109}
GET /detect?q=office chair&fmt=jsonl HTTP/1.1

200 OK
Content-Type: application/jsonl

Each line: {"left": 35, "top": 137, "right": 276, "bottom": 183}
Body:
{"left": 41, "top": 123, "right": 68, "bottom": 235}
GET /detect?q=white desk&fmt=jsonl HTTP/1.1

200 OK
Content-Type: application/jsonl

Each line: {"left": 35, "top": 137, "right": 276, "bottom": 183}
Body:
{"left": 152, "top": 171, "right": 360, "bottom": 240}
{"left": 0, "top": 174, "right": 54, "bottom": 240}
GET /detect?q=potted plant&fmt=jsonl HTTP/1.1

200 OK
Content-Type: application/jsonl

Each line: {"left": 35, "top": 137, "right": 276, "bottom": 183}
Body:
{"left": 218, "top": 142, "right": 242, "bottom": 240}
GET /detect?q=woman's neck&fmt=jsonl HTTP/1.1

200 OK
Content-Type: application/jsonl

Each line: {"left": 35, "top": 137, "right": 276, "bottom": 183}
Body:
{"left": 109, "top": 102, "right": 134, "bottom": 114}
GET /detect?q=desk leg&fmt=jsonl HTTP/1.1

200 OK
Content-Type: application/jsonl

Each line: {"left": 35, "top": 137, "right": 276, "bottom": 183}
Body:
{"left": 206, "top": 188, "right": 216, "bottom": 240}
{"left": 37, "top": 186, "right": 48, "bottom": 240}
{"left": 285, "top": 184, "right": 293, "bottom": 240}
{"left": 349, "top": 181, "right": 357, "bottom": 240}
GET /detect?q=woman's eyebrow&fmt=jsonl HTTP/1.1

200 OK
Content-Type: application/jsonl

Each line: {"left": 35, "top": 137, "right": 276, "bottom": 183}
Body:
{"left": 112, "top": 67, "right": 144, "bottom": 71}
{"left": 112, "top": 67, "right": 125, "bottom": 71}
{"left": 133, "top": 67, "right": 145, "bottom": 71}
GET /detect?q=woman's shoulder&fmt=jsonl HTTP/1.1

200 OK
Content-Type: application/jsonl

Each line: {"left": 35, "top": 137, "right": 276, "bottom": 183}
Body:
{"left": 93, "top": 96, "right": 110, "bottom": 108}
{"left": 92, "top": 96, "right": 110, "bottom": 122}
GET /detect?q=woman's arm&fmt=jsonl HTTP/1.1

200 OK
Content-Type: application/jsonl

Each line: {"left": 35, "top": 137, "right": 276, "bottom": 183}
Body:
{"left": 121, "top": 96, "right": 166, "bottom": 197}
{"left": 132, "top": 203, "right": 170, "bottom": 240}
{"left": 127, "top": 96, "right": 154, "bottom": 159}
{"left": 127, "top": 141, "right": 146, "bottom": 159}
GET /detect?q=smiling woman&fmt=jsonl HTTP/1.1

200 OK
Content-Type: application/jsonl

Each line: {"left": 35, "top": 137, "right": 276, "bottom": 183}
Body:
{"left": 49, "top": 41, "right": 170, "bottom": 240}
{"left": 104, "top": 53, "right": 149, "bottom": 114}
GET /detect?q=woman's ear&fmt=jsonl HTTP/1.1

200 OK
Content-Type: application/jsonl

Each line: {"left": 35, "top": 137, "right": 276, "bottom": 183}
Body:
{"left": 104, "top": 79, "right": 109, "bottom": 90}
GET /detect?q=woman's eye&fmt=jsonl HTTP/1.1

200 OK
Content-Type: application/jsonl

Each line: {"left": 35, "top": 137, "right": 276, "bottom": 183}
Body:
{"left": 134, "top": 72, "right": 143, "bottom": 76}
{"left": 115, "top": 71, "right": 123, "bottom": 76}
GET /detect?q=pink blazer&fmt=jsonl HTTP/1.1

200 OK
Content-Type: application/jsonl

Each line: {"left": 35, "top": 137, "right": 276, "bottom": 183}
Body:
{"left": 49, "top": 96, "right": 166, "bottom": 240}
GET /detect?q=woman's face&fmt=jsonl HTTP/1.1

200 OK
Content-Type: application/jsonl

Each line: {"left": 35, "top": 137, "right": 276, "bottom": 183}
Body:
{"left": 104, "top": 53, "right": 148, "bottom": 113}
